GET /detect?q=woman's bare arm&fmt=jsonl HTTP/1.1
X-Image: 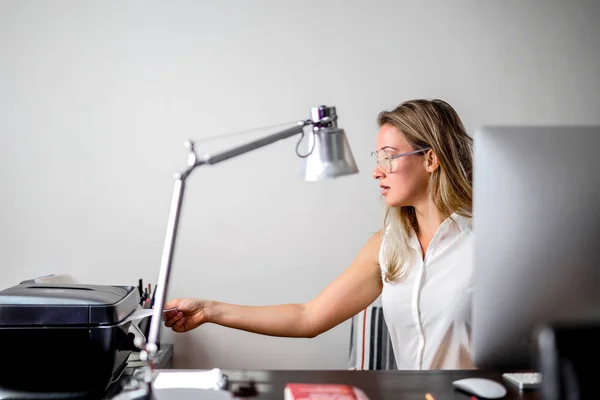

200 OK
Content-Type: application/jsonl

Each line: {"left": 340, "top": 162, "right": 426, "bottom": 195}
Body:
{"left": 164, "top": 232, "right": 383, "bottom": 337}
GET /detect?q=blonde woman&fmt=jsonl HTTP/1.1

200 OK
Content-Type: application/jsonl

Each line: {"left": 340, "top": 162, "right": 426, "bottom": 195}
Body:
{"left": 163, "top": 99, "right": 474, "bottom": 370}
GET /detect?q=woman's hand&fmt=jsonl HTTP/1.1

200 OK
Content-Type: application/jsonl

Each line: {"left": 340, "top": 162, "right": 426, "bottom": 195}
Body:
{"left": 163, "top": 298, "right": 210, "bottom": 333}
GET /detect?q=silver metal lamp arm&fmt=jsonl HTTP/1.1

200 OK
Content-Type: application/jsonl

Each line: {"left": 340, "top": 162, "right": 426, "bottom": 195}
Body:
{"left": 141, "top": 119, "right": 311, "bottom": 370}
{"left": 198, "top": 121, "right": 312, "bottom": 166}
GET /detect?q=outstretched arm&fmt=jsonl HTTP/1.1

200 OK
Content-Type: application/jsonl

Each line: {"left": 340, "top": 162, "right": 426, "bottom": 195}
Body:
{"left": 164, "top": 232, "right": 384, "bottom": 337}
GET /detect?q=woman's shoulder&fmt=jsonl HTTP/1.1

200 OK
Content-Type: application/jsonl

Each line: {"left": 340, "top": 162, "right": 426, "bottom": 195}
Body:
{"left": 368, "top": 230, "right": 384, "bottom": 247}
{"left": 360, "top": 230, "right": 384, "bottom": 262}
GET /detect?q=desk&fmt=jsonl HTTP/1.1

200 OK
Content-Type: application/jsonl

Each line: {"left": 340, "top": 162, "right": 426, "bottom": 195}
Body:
{"left": 144, "top": 369, "right": 540, "bottom": 400}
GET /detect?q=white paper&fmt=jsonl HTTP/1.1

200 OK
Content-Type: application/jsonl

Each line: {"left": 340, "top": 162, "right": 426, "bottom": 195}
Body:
{"left": 153, "top": 369, "right": 225, "bottom": 390}
{"left": 153, "top": 389, "right": 232, "bottom": 400}
{"left": 121, "top": 308, "right": 155, "bottom": 324}
{"left": 122, "top": 307, "right": 179, "bottom": 325}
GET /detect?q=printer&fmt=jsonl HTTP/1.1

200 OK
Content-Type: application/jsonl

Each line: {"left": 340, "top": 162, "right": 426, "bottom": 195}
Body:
{"left": 0, "top": 282, "right": 141, "bottom": 395}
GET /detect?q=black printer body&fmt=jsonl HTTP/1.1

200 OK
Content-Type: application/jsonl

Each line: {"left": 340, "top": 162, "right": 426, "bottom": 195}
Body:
{"left": 0, "top": 283, "right": 141, "bottom": 395}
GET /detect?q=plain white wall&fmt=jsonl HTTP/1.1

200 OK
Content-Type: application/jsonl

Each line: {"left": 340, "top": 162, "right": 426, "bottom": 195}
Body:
{"left": 1, "top": 0, "right": 599, "bottom": 370}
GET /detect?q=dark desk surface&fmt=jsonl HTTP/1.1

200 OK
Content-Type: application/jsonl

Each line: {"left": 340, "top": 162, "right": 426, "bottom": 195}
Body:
{"left": 221, "top": 369, "right": 540, "bottom": 400}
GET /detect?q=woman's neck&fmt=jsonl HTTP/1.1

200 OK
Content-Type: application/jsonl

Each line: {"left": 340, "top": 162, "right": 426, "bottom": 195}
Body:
{"left": 414, "top": 201, "right": 446, "bottom": 258}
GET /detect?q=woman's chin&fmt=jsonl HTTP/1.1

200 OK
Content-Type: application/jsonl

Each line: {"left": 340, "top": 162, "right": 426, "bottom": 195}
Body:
{"left": 382, "top": 193, "right": 413, "bottom": 208}
{"left": 384, "top": 196, "right": 402, "bottom": 208}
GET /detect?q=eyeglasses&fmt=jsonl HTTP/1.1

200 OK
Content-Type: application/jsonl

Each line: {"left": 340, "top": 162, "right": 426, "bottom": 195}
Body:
{"left": 371, "top": 147, "right": 431, "bottom": 173}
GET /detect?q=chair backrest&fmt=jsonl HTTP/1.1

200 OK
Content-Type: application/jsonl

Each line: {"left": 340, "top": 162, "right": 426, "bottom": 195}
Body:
{"left": 348, "top": 305, "right": 396, "bottom": 370}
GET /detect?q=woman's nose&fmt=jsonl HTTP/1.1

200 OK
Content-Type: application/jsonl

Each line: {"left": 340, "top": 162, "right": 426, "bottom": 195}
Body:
{"left": 372, "top": 164, "right": 385, "bottom": 180}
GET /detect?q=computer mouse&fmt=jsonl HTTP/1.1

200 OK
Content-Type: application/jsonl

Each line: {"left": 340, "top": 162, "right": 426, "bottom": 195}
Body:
{"left": 452, "top": 378, "right": 507, "bottom": 399}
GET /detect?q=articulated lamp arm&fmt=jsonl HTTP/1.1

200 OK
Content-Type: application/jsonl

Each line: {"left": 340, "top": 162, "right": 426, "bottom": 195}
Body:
{"left": 137, "top": 105, "right": 357, "bottom": 394}
{"left": 143, "top": 119, "right": 310, "bottom": 358}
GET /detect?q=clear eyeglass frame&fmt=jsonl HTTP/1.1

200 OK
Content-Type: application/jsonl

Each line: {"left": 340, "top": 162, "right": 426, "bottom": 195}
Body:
{"left": 371, "top": 147, "right": 431, "bottom": 173}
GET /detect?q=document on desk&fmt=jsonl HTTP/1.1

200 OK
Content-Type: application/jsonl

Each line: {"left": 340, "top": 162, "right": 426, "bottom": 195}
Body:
{"left": 153, "top": 369, "right": 226, "bottom": 390}
{"left": 152, "top": 370, "right": 231, "bottom": 400}
{"left": 153, "top": 388, "right": 232, "bottom": 400}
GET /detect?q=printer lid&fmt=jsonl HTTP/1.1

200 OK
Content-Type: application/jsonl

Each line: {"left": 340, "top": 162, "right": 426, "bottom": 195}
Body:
{"left": 0, "top": 283, "right": 139, "bottom": 327}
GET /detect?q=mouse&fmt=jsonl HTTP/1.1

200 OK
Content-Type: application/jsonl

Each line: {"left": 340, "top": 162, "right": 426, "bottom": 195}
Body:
{"left": 452, "top": 378, "right": 507, "bottom": 399}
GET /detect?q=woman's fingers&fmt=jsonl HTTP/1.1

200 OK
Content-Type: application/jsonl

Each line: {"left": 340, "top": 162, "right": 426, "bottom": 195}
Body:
{"left": 164, "top": 312, "right": 184, "bottom": 327}
{"left": 173, "top": 317, "right": 186, "bottom": 332}
{"left": 163, "top": 309, "right": 179, "bottom": 320}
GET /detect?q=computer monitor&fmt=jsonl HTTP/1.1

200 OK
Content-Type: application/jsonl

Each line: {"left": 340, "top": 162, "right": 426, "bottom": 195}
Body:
{"left": 472, "top": 125, "right": 600, "bottom": 370}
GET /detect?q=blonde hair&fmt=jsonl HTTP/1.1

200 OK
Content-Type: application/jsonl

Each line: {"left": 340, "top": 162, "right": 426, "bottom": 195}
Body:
{"left": 378, "top": 99, "right": 473, "bottom": 282}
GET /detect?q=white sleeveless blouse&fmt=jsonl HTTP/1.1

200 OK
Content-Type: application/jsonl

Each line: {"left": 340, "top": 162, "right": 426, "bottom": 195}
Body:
{"left": 379, "top": 214, "right": 475, "bottom": 370}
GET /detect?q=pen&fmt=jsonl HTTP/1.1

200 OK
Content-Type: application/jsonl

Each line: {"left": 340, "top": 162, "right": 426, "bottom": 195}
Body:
{"left": 151, "top": 284, "right": 157, "bottom": 307}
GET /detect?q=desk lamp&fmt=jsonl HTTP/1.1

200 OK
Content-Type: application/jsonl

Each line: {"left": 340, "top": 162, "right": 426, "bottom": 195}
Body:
{"left": 134, "top": 105, "right": 358, "bottom": 396}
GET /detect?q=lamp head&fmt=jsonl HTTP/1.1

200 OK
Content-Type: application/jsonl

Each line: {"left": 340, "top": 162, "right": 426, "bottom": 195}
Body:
{"left": 304, "top": 106, "right": 359, "bottom": 181}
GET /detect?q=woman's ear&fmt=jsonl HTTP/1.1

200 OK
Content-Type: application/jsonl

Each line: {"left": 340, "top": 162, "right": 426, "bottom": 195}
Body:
{"left": 425, "top": 149, "right": 439, "bottom": 173}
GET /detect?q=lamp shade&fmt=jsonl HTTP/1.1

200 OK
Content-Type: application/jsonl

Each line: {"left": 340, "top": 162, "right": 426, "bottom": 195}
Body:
{"left": 303, "top": 126, "right": 359, "bottom": 181}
